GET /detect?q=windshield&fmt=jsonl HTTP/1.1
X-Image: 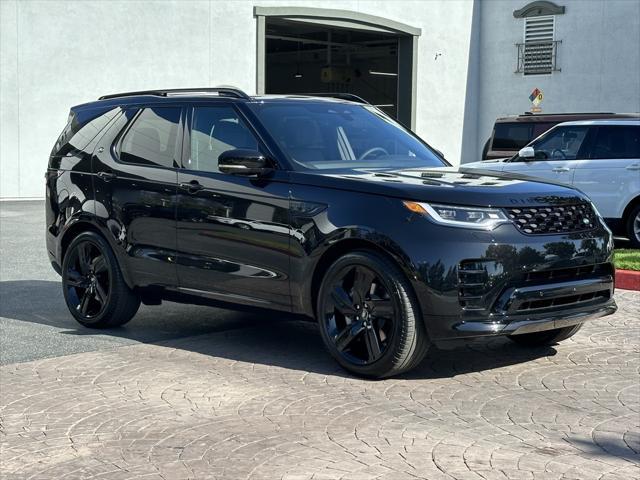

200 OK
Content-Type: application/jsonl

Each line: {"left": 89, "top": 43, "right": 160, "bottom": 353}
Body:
{"left": 248, "top": 101, "right": 446, "bottom": 170}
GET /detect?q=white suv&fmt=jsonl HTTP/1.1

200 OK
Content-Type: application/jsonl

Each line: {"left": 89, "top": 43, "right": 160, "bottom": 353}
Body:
{"left": 465, "top": 119, "right": 640, "bottom": 247}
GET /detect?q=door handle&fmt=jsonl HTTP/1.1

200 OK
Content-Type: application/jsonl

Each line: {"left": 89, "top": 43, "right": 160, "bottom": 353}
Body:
{"left": 179, "top": 180, "right": 204, "bottom": 193}
{"left": 96, "top": 171, "right": 116, "bottom": 181}
{"left": 626, "top": 164, "right": 640, "bottom": 171}
{"left": 552, "top": 167, "right": 570, "bottom": 173}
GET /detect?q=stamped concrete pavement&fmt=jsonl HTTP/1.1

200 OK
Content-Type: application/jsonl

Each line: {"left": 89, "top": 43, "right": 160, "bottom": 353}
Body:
{"left": 1, "top": 201, "right": 639, "bottom": 479}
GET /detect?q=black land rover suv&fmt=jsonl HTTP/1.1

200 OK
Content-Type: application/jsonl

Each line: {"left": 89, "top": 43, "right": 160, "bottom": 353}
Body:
{"left": 46, "top": 87, "right": 617, "bottom": 378}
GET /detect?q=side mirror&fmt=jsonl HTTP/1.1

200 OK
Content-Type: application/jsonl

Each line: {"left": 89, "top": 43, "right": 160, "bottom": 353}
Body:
{"left": 218, "top": 149, "right": 273, "bottom": 176}
{"left": 518, "top": 146, "right": 535, "bottom": 160}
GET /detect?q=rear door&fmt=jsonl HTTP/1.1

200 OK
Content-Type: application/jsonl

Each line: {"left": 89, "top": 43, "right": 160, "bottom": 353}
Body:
{"left": 92, "top": 105, "right": 183, "bottom": 287}
{"left": 572, "top": 124, "right": 640, "bottom": 219}
{"left": 175, "top": 103, "right": 291, "bottom": 310}
{"left": 500, "top": 124, "right": 591, "bottom": 185}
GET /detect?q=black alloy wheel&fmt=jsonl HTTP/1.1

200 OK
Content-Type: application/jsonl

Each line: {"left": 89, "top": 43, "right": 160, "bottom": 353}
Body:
{"left": 62, "top": 232, "right": 140, "bottom": 328}
{"left": 325, "top": 264, "right": 394, "bottom": 365}
{"left": 317, "top": 251, "right": 429, "bottom": 378}
{"left": 65, "top": 240, "right": 110, "bottom": 318}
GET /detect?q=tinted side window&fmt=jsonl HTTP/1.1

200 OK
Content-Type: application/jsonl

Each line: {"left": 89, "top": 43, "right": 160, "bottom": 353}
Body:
{"left": 492, "top": 123, "right": 534, "bottom": 150}
{"left": 531, "top": 126, "right": 589, "bottom": 160}
{"left": 532, "top": 122, "right": 557, "bottom": 138}
{"left": 187, "top": 106, "right": 259, "bottom": 173}
{"left": 120, "top": 107, "right": 181, "bottom": 168}
{"left": 51, "top": 107, "right": 119, "bottom": 157}
{"left": 590, "top": 126, "right": 640, "bottom": 159}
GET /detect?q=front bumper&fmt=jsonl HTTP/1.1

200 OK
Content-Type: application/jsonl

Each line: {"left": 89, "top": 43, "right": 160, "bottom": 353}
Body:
{"left": 453, "top": 300, "right": 617, "bottom": 336}
{"left": 401, "top": 218, "right": 617, "bottom": 340}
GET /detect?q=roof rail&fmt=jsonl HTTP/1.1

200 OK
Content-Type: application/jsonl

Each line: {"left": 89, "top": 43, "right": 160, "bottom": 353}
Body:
{"left": 301, "top": 93, "right": 369, "bottom": 104}
{"left": 98, "top": 86, "right": 250, "bottom": 101}
{"left": 519, "top": 112, "right": 616, "bottom": 117}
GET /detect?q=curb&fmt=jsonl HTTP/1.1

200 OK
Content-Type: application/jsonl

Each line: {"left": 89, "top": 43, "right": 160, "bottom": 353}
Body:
{"left": 615, "top": 269, "right": 640, "bottom": 291}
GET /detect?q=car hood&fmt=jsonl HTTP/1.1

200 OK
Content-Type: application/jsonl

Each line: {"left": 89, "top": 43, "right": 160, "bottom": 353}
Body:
{"left": 289, "top": 166, "right": 589, "bottom": 208}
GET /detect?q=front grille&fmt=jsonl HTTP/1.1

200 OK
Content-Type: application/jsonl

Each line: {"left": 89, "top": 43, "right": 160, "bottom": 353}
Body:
{"left": 524, "top": 263, "right": 612, "bottom": 283}
{"left": 516, "top": 289, "right": 610, "bottom": 312}
{"left": 489, "top": 262, "right": 614, "bottom": 315}
{"left": 505, "top": 203, "right": 596, "bottom": 235}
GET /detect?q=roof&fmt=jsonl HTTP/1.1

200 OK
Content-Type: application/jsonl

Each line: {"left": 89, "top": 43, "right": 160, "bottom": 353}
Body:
{"left": 495, "top": 112, "right": 639, "bottom": 123}
{"left": 73, "top": 88, "right": 368, "bottom": 112}
{"left": 551, "top": 119, "right": 640, "bottom": 127}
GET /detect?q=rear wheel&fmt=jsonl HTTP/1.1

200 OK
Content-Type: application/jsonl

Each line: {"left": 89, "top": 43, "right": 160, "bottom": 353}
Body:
{"left": 62, "top": 232, "right": 140, "bottom": 328}
{"left": 316, "top": 251, "right": 429, "bottom": 378}
{"left": 625, "top": 204, "right": 640, "bottom": 248}
{"left": 508, "top": 324, "right": 582, "bottom": 347}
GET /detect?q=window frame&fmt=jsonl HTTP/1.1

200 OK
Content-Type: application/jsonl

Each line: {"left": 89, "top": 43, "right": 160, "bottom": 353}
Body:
{"left": 113, "top": 104, "right": 186, "bottom": 171}
{"left": 523, "top": 15, "right": 555, "bottom": 45}
{"left": 180, "top": 101, "right": 280, "bottom": 174}
{"left": 518, "top": 14, "right": 559, "bottom": 76}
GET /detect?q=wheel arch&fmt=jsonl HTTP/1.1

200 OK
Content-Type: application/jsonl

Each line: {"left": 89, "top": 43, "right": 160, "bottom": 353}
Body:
{"left": 58, "top": 219, "right": 135, "bottom": 289}
{"left": 622, "top": 195, "right": 640, "bottom": 221}
{"left": 309, "top": 237, "right": 418, "bottom": 320}
{"left": 60, "top": 221, "right": 102, "bottom": 262}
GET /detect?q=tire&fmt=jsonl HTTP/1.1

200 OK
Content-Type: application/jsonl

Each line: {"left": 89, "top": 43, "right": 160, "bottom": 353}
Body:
{"left": 508, "top": 323, "right": 582, "bottom": 347}
{"left": 625, "top": 204, "right": 640, "bottom": 248}
{"left": 62, "top": 231, "right": 140, "bottom": 328}
{"left": 316, "top": 251, "right": 429, "bottom": 378}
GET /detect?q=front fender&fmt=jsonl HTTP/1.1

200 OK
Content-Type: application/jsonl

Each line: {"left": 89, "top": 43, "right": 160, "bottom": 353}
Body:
{"left": 288, "top": 189, "right": 422, "bottom": 318}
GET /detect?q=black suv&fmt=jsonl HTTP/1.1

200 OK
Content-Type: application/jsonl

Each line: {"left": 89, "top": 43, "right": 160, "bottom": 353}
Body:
{"left": 46, "top": 87, "right": 617, "bottom": 378}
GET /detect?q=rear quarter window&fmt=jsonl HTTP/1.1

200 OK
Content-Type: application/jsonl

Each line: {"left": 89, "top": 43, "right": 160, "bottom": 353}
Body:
{"left": 590, "top": 125, "right": 640, "bottom": 159}
{"left": 50, "top": 107, "right": 119, "bottom": 158}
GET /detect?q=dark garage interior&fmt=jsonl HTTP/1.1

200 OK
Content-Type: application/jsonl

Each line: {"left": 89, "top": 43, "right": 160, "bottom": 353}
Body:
{"left": 265, "top": 18, "right": 400, "bottom": 120}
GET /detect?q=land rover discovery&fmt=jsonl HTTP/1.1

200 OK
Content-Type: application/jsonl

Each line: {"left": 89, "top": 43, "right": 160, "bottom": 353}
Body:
{"left": 46, "top": 88, "right": 617, "bottom": 378}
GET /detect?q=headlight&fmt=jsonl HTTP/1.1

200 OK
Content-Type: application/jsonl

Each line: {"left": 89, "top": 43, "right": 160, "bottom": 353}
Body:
{"left": 403, "top": 201, "right": 511, "bottom": 230}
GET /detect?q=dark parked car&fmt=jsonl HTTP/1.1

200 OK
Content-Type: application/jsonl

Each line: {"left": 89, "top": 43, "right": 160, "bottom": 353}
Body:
{"left": 482, "top": 112, "right": 639, "bottom": 160}
{"left": 47, "top": 88, "right": 617, "bottom": 378}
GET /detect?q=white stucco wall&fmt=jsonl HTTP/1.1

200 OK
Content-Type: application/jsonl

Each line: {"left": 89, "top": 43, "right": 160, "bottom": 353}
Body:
{"left": 3, "top": 0, "right": 637, "bottom": 198}
{"left": 0, "top": 0, "right": 475, "bottom": 199}
{"left": 472, "top": 0, "right": 640, "bottom": 161}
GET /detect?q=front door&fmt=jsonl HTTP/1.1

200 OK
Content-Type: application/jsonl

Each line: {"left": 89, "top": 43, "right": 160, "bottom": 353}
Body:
{"left": 175, "top": 104, "right": 291, "bottom": 310}
{"left": 501, "top": 124, "right": 591, "bottom": 185}
{"left": 92, "top": 106, "right": 182, "bottom": 287}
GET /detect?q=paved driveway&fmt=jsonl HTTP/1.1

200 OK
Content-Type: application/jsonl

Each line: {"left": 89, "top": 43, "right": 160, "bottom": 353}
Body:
{"left": 1, "top": 201, "right": 639, "bottom": 480}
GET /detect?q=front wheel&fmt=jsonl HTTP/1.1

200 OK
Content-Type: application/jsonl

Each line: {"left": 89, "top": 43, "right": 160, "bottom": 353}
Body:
{"left": 316, "top": 251, "right": 429, "bottom": 378}
{"left": 62, "top": 232, "right": 140, "bottom": 328}
{"left": 508, "top": 324, "right": 582, "bottom": 347}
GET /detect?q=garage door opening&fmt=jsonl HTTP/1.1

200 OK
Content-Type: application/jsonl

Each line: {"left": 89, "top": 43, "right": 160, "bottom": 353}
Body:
{"left": 264, "top": 17, "right": 403, "bottom": 121}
